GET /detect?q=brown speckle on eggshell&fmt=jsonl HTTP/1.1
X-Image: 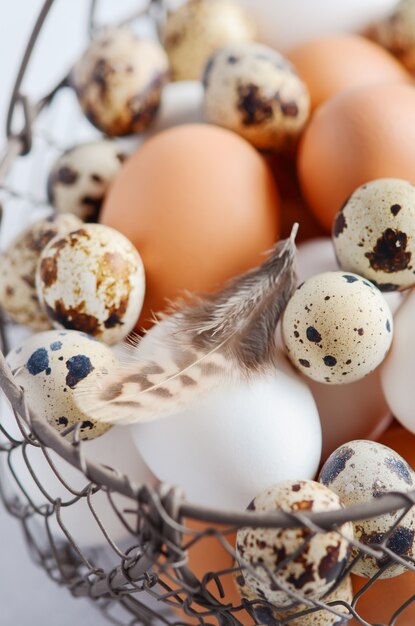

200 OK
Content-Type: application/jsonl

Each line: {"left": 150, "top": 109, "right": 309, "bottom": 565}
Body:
{"left": 0, "top": 213, "right": 83, "bottom": 331}
{"left": 235, "top": 480, "right": 353, "bottom": 609}
{"left": 319, "top": 440, "right": 415, "bottom": 578}
{"left": 36, "top": 224, "right": 145, "bottom": 344}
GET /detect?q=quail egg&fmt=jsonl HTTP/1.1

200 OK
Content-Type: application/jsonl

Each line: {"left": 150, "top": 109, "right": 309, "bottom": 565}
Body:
{"left": 162, "top": 0, "right": 256, "bottom": 81}
{"left": 282, "top": 271, "right": 393, "bottom": 384}
{"left": 36, "top": 224, "right": 145, "bottom": 344}
{"left": 47, "top": 140, "right": 127, "bottom": 222}
{"left": 236, "top": 571, "right": 353, "bottom": 625}
{"left": 235, "top": 480, "right": 353, "bottom": 609}
{"left": 203, "top": 43, "right": 310, "bottom": 150}
{"left": 371, "top": 0, "right": 415, "bottom": 73}
{"left": 320, "top": 440, "right": 415, "bottom": 578}
{"left": 7, "top": 330, "right": 118, "bottom": 440}
{"left": 333, "top": 179, "right": 415, "bottom": 291}
{"left": 71, "top": 29, "right": 169, "bottom": 136}
{"left": 0, "top": 213, "right": 82, "bottom": 331}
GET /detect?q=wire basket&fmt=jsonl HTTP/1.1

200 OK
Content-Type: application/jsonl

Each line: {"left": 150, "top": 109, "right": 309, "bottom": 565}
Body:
{"left": 1, "top": 1, "right": 415, "bottom": 624}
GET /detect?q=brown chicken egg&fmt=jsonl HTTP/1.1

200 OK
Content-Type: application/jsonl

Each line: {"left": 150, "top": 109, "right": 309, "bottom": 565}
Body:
{"left": 100, "top": 124, "right": 280, "bottom": 329}
{"left": 288, "top": 34, "right": 411, "bottom": 110}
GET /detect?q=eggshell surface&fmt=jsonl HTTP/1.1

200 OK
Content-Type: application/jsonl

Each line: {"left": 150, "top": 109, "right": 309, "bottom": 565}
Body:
{"left": 282, "top": 272, "right": 393, "bottom": 384}
{"left": 203, "top": 43, "right": 310, "bottom": 150}
{"left": 298, "top": 83, "right": 415, "bottom": 232}
{"left": 6, "top": 330, "right": 118, "bottom": 440}
{"left": 71, "top": 29, "right": 169, "bottom": 136}
{"left": 288, "top": 34, "right": 411, "bottom": 110}
{"left": 371, "top": 0, "right": 415, "bottom": 73}
{"left": 235, "top": 480, "right": 353, "bottom": 607}
{"left": 162, "top": 0, "right": 256, "bottom": 81}
{"left": 333, "top": 178, "right": 415, "bottom": 291}
{"left": 131, "top": 354, "right": 321, "bottom": 510}
{"left": 36, "top": 224, "right": 145, "bottom": 344}
{"left": 320, "top": 440, "right": 415, "bottom": 578}
{"left": 47, "top": 140, "right": 127, "bottom": 221}
{"left": 381, "top": 288, "right": 415, "bottom": 432}
{"left": 100, "top": 124, "right": 280, "bottom": 329}
{"left": 0, "top": 213, "right": 82, "bottom": 331}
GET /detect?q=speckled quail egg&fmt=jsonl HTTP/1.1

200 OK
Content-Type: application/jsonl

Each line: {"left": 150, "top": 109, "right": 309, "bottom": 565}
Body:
{"left": 162, "top": 0, "right": 256, "bottom": 81}
{"left": 371, "top": 0, "right": 415, "bottom": 73}
{"left": 47, "top": 140, "right": 127, "bottom": 222}
{"left": 36, "top": 224, "right": 145, "bottom": 344}
{"left": 71, "top": 29, "right": 169, "bottom": 136}
{"left": 319, "top": 440, "right": 415, "bottom": 578}
{"left": 0, "top": 213, "right": 82, "bottom": 331}
{"left": 235, "top": 571, "right": 353, "bottom": 625}
{"left": 333, "top": 179, "right": 415, "bottom": 291}
{"left": 203, "top": 43, "right": 310, "bottom": 151}
{"left": 7, "top": 330, "right": 118, "bottom": 440}
{"left": 235, "top": 480, "right": 353, "bottom": 609}
{"left": 282, "top": 271, "right": 393, "bottom": 384}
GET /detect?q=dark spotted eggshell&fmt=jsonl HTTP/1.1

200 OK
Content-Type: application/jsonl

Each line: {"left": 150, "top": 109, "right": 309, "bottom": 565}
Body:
{"left": 47, "top": 140, "right": 126, "bottom": 222}
{"left": 333, "top": 178, "right": 415, "bottom": 291}
{"left": 282, "top": 271, "right": 393, "bottom": 384}
{"left": 235, "top": 480, "right": 353, "bottom": 609}
{"left": 6, "top": 330, "right": 118, "bottom": 440}
{"left": 0, "top": 213, "right": 82, "bottom": 331}
{"left": 71, "top": 29, "right": 169, "bottom": 136}
{"left": 203, "top": 42, "right": 310, "bottom": 150}
{"left": 36, "top": 224, "right": 145, "bottom": 345}
{"left": 235, "top": 570, "right": 353, "bottom": 625}
{"left": 319, "top": 440, "right": 415, "bottom": 578}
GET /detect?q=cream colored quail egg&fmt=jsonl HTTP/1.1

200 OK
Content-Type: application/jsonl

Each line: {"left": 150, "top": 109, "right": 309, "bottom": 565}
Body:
{"left": 333, "top": 178, "right": 415, "bottom": 291}
{"left": 371, "top": 0, "right": 415, "bottom": 73}
{"left": 47, "top": 140, "right": 127, "bottom": 222}
{"left": 36, "top": 224, "right": 145, "bottom": 344}
{"left": 319, "top": 440, "right": 415, "bottom": 578}
{"left": 282, "top": 271, "right": 393, "bottom": 384}
{"left": 7, "top": 330, "right": 118, "bottom": 440}
{"left": 162, "top": 0, "right": 256, "bottom": 81}
{"left": 0, "top": 213, "right": 82, "bottom": 331}
{"left": 71, "top": 29, "right": 169, "bottom": 136}
{"left": 235, "top": 480, "right": 353, "bottom": 609}
{"left": 203, "top": 43, "right": 310, "bottom": 150}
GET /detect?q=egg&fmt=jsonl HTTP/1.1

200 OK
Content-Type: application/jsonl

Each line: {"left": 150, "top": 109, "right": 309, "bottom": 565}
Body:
{"left": 203, "top": 43, "right": 310, "bottom": 151}
{"left": 100, "top": 124, "right": 280, "bottom": 329}
{"left": 70, "top": 29, "right": 169, "bottom": 136}
{"left": 36, "top": 224, "right": 145, "bottom": 344}
{"left": 298, "top": 83, "right": 415, "bottom": 232}
{"left": 161, "top": 0, "right": 256, "bottom": 81}
{"left": 295, "top": 239, "right": 397, "bottom": 461}
{"left": 146, "top": 81, "right": 204, "bottom": 136}
{"left": 333, "top": 178, "right": 415, "bottom": 291}
{"left": 237, "top": 0, "right": 399, "bottom": 51}
{"left": 130, "top": 349, "right": 321, "bottom": 510}
{"left": 319, "top": 440, "right": 415, "bottom": 578}
{"left": 235, "top": 481, "right": 353, "bottom": 608}
{"left": 381, "top": 288, "right": 415, "bottom": 433}
{"left": 47, "top": 140, "right": 127, "bottom": 222}
{"left": 282, "top": 271, "right": 393, "bottom": 384}
{"left": 287, "top": 34, "right": 411, "bottom": 110}
{"left": 236, "top": 571, "right": 353, "bottom": 625}
{"left": 371, "top": 0, "right": 415, "bottom": 73}
{"left": 0, "top": 213, "right": 82, "bottom": 331}
{"left": 6, "top": 330, "right": 119, "bottom": 440}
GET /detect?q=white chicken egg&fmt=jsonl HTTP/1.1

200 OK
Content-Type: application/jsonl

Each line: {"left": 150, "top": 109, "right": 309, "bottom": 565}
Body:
{"left": 6, "top": 330, "right": 118, "bottom": 440}
{"left": 145, "top": 81, "right": 205, "bottom": 136}
{"left": 235, "top": 480, "right": 353, "bottom": 608}
{"left": 319, "top": 440, "right": 415, "bottom": 578}
{"left": 237, "top": 0, "right": 399, "bottom": 51}
{"left": 130, "top": 342, "right": 322, "bottom": 510}
{"left": 282, "top": 271, "right": 393, "bottom": 384}
{"left": 36, "top": 224, "right": 145, "bottom": 345}
{"left": 381, "top": 288, "right": 415, "bottom": 433}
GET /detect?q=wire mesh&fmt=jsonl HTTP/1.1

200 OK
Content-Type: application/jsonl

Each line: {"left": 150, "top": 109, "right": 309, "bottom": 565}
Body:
{"left": 1, "top": 1, "right": 415, "bottom": 625}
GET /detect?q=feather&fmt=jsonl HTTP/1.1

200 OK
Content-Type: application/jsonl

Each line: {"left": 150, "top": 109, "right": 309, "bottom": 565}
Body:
{"left": 74, "top": 224, "right": 299, "bottom": 425}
